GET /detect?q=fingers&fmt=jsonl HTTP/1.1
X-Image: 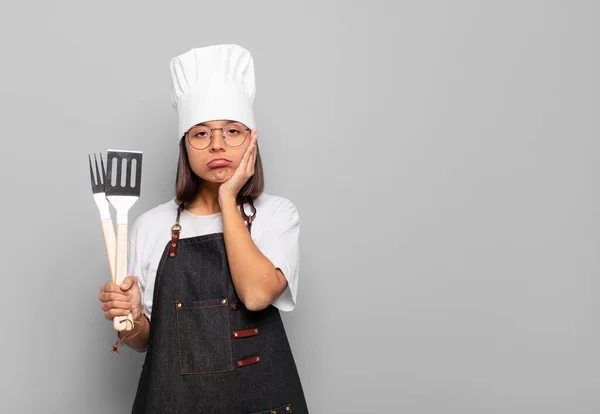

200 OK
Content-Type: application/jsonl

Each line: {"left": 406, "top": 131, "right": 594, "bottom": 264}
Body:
{"left": 100, "top": 292, "right": 127, "bottom": 301}
{"left": 244, "top": 133, "right": 256, "bottom": 159}
{"left": 100, "top": 297, "right": 133, "bottom": 321}
{"left": 99, "top": 289, "right": 129, "bottom": 299}
{"left": 100, "top": 299, "right": 134, "bottom": 312}
{"left": 99, "top": 280, "right": 138, "bottom": 321}
{"left": 104, "top": 308, "right": 131, "bottom": 320}
{"left": 100, "top": 282, "right": 127, "bottom": 293}
{"left": 234, "top": 134, "right": 256, "bottom": 179}
{"left": 119, "top": 275, "right": 138, "bottom": 291}
{"left": 218, "top": 130, "right": 257, "bottom": 197}
{"left": 245, "top": 129, "right": 258, "bottom": 175}
{"left": 101, "top": 279, "right": 138, "bottom": 295}
{"left": 251, "top": 129, "right": 258, "bottom": 149}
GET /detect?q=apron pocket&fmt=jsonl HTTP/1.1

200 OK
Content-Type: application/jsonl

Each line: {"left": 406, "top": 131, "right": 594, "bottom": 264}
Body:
{"left": 175, "top": 297, "right": 233, "bottom": 374}
{"left": 248, "top": 403, "right": 292, "bottom": 414}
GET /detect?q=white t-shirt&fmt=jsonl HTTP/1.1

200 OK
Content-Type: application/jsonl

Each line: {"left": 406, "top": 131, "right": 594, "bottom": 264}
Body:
{"left": 127, "top": 192, "right": 300, "bottom": 321}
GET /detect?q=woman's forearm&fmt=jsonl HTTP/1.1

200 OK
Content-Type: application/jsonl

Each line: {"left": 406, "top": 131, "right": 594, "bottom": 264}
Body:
{"left": 118, "top": 313, "right": 151, "bottom": 352}
{"left": 220, "top": 195, "right": 286, "bottom": 310}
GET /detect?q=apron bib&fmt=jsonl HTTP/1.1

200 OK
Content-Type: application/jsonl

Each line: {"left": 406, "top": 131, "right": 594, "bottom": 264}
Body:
{"left": 131, "top": 197, "right": 309, "bottom": 413}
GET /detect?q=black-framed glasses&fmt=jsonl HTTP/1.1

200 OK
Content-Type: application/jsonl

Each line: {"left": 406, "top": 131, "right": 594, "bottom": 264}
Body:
{"left": 186, "top": 122, "right": 251, "bottom": 150}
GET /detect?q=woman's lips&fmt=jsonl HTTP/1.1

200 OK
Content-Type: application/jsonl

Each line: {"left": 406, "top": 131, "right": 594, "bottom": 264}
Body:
{"left": 207, "top": 158, "right": 232, "bottom": 168}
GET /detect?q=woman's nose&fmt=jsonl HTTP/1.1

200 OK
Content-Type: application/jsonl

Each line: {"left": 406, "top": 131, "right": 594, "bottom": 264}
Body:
{"left": 210, "top": 131, "right": 225, "bottom": 150}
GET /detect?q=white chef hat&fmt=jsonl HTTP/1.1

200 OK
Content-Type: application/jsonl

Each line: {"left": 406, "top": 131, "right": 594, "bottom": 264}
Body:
{"left": 170, "top": 44, "right": 256, "bottom": 139}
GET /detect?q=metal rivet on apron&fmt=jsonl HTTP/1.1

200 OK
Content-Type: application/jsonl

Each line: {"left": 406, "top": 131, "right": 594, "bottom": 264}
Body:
{"left": 286, "top": 406, "right": 290, "bottom": 411}
{"left": 221, "top": 298, "right": 227, "bottom": 304}
{"left": 169, "top": 252, "right": 175, "bottom": 257}
{"left": 270, "top": 410, "right": 276, "bottom": 414}
{"left": 237, "top": 361, "right": 243, "bottom": 367}
{"left": 254, "top": 328, "right": 258, "bottom": 333}
{"left": 171, "top": 243, "right": 176, "bottom": 247}
{"left": 177, "top": 303, "right": 182, "bottom": 308}
{"left": 233, "top": 332, "right": 238, "bottom": 337}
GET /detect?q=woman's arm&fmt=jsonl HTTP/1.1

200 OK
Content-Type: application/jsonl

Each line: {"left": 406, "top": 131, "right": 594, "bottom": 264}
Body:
{"left": 118, "top": 313, "right": 151, "bottom": 352}
{"left": 220, "top": 195, "right": 288, "bottom": 311}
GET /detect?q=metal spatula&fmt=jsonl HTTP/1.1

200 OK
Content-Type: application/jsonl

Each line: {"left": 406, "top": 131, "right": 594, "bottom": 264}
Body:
{"left": 105, "top": 149, "right": 143, "bottom": 332}
{"left": 88, "top": 153, "right": 116, "bottom": 284}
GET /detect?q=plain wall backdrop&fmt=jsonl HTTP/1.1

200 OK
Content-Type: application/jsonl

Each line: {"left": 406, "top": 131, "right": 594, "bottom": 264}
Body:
{"left": 0, "top": 1, "right": 599, "bottom": 413}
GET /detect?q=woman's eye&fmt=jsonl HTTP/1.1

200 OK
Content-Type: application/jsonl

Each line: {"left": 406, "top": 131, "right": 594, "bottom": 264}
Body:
{"left": 227, "top": 129, "right": 240, "bottom": 135}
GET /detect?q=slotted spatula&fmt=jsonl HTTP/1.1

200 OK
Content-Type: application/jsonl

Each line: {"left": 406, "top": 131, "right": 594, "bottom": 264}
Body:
{"left": 88, "top": 153, "right": 116, "bottom": 283}
{"left": 105, "top": 149, "right": 143, "bottom": 332}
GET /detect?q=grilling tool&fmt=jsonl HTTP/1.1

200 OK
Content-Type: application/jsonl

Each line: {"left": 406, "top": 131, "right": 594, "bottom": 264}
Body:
{"left": 88, "top": 153, "right": 117, "bottom": 283}
{"left": 105, "top": 149, "right": 143, "bottom": 332}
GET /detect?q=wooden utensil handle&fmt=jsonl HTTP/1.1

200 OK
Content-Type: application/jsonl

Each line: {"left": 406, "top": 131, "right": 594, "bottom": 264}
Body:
{"left": 113, "top": 223, "right": 132, "bottom": 331}
{"left": 100, "top": 217, "right": 116, "bottom": 284}
{"left": 114, "top": 312, "right": 134, "bottom": 332}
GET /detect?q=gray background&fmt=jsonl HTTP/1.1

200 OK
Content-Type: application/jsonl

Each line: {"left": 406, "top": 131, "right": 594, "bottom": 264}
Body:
{"left": 0, "top": 1, "right": 598, "bottom": 413}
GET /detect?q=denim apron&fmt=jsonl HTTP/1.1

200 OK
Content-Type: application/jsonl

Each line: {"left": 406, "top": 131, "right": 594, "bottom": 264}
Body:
{"left": 131, "top": 197, "right": 309, "bottom": 413}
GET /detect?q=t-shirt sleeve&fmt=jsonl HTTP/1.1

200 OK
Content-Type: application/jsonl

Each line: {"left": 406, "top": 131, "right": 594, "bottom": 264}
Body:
{"left": 256, "top": 198, "right": 300, "bottom": 312}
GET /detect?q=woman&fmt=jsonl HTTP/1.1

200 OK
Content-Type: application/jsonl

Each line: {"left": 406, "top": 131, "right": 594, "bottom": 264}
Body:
{"left": 98, "top": 44, "right": 309, "bottom": 413}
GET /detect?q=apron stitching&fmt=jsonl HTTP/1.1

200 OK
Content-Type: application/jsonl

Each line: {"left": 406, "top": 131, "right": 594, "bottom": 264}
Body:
{"left": 175, "top": 302, "right": 184, "bottom": 375}
{"left": 227, "top": 302, "right": 234, "bottom": 370}
{"left": 180, "top": 368, "right": 233, "bottom": 375}
{"left": 174, "top": 300, "right": 234, "bottom": 375}
{"left": 179, "top": 304, "right": 228, "bottom": 309}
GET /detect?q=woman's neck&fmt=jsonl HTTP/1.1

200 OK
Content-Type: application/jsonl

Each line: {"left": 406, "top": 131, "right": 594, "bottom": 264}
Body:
{"left": 176, "top": 186, "right": 240, "bottom": 215}
{"left": 184, "top": 197, "right": 221, "bottom": 215}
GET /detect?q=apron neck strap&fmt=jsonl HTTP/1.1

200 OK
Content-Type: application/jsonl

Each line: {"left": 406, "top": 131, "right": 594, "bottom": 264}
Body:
{"left": 239, "top": 195, "right": 256, "bottom": 233}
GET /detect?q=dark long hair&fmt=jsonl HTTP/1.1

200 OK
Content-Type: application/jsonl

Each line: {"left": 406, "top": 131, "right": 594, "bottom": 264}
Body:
{"left": 175, "top": 136, "right": 264, "bottom": 206}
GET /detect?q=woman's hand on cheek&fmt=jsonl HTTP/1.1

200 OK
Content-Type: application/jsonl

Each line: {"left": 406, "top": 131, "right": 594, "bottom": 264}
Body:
{"left": 218, "top": 129, "right": 258, "bottom": 201}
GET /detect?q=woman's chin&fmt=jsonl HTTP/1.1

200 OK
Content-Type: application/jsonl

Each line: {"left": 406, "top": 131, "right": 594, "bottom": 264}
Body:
{"left": 202, "top": 168, "right": 232, "bottom": 182}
